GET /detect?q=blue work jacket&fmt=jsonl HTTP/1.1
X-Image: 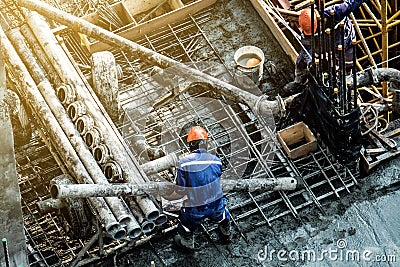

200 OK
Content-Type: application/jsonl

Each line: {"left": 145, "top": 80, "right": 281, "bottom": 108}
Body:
{"left": 176, "top": 148, "right": 224, "bottom": 208}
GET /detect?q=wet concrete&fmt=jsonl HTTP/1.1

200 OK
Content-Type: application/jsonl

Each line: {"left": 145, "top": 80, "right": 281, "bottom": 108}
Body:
{"left": 198, "top": 0, "right": 294, "bottom": 94}
{"left": 89, "top": 156, "right": 400, "bottom": 267}
{"left": 91, "top": 0, "right": 400, "bottom": 266}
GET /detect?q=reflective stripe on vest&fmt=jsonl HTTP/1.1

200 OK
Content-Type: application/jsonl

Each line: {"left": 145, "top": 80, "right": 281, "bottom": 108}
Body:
{"left": 180, "top": 160, "right": 222, "bottom": 168}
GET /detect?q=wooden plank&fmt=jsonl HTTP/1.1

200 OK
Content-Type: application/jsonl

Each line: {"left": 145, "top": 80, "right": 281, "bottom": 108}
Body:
{"left": 89, "top": 0, "right": 217, "bottom": 52}
{"left": 53, "top": 1, "right": 136, "bottom": 35}
{"left": 361, "top": 149, "right": 400, "bottom": 173}
{"left": 123, "top": 0, "right": 166, "bottom": 17}
{"left": 168, "top": 0, "right": 184, "bottom": 9}
{"left": 250, "top": 0, "right": 298, "bottom": 63}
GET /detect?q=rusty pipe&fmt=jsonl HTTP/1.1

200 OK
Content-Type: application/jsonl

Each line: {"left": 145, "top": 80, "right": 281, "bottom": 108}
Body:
{"left": 136, "top": 196, "right": 160, "bottom": 221}
{"left": 104, "top": 160, "right": 123, "bottom": 182}
{"left": 130, "top": 134, "right": 165, "bottom": 161}
{"left": 23, "top": 10, "right": 161, "bottom": 221}
{"left": 5, "top": 28, "right": 141, "bottom": 239}
{"left": 110, "top": 200, "right": 141, "bottom": 239}
{"left": 51, "top": 175, "right": 126, "bottom": 240}
{"left": 347, "top": 67, "right": 400, "bottom": 114}
{"left": 347, "top": 67, "right": 400, "bottom": 89}
{"left": 20, "top": 23, "right": 63, "bottom": 86}
{"left": 154, "top": 213, "right": 168, "bottom": 226}
{"left": 128, "top": 199, "right": 155, "bottom": 234}
{"left": 36, "top": 198, "right": 65, "bottom": 215}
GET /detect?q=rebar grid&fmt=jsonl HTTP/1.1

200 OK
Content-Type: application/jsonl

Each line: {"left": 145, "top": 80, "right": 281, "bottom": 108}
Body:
{"left": 45, "top": 0, "right": 119, "bottom": 19}
{"left": 15, "top": 135, "right": 127, "bottom": 266}
{"left": 104, "top": 4, "right": 359, "bottom": 234}
{"left": 4, "top": 2, "right": 360, "bottom": 266}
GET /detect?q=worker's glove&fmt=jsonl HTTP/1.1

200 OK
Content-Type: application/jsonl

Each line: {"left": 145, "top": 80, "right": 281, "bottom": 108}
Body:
{"left": 282, "top": 81, "right": 303, "bottom": 96}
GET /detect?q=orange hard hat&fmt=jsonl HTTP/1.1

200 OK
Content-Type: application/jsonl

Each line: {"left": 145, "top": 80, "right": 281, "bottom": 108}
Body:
{"left": 299, "top": 8, "right": 318, "bottom": 35}
{"left": 187, "top": 126, "right": 208, "bottom": 142}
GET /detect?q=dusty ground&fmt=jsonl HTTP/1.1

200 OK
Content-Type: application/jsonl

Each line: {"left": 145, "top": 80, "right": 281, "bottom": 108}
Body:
{"left": 91, "top": 0, "right": 400, "bottom": 266}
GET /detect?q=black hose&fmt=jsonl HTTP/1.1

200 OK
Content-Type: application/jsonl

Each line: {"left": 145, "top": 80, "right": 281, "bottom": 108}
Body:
{"left": 340, "top": 22, "right": 346, "bottom": 114}
{"left": 330, "top": 10, "right": 337, "bottom": 89}
{"left": 2, "top": 238, "right": 10, "bottom": 267}
{"left": 352, "top": 40, "right": 357, "bottom": 110}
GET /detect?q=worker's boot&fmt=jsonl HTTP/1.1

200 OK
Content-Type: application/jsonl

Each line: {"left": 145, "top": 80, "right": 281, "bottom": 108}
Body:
{"left": 218, "top": 221, "right": 232, "bottom": 243}
{"left": 174, "top": 233, "right": 195, "bottom": 251}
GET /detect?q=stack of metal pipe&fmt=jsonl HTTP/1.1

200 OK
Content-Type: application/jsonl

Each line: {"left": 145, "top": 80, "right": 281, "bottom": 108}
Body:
{"left": 0, "top": 10, "right": 167, "bottom": 240}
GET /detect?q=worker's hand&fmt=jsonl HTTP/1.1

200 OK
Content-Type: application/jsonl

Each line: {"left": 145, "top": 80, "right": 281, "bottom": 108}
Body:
{"left": 162, "top": 191, "right": 184, "bottom": 201}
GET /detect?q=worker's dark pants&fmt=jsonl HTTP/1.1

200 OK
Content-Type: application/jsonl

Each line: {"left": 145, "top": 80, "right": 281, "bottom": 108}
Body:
{"left": 177, "top": 198, "right": 230, "bottom": 237}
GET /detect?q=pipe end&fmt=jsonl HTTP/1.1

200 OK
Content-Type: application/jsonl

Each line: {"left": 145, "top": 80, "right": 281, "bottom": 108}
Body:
{"left": 146, "top": 210, "right": 160, "bottom": 221}
{"left": 127, "top": 227, "right": 142, "bottom": 239}
{"left": 50, "top": 184, "right": 60, "bottom": 199}
{"left": 154, "top": 213, "right": 168, "bottom": 226}
{"left": 141, "top": 221, "right": 155, "bottom": 234}
{"left": 106, "top": 223, "right": 126, "bottom": 240}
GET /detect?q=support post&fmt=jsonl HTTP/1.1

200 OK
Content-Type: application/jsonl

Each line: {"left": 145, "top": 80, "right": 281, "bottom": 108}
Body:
{"left": 381, "top": 0, "right": 388, "bottom": 97}
{"left": 0, "top": 38, "right": 29, "bottom": 265}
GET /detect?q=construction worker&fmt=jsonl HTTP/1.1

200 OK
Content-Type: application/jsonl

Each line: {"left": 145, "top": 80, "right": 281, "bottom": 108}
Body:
{"left": 282, "top": 0, "right": 367, "bottom": 95}
{"left": 173, "top": 126, "right": 231, "bottom": 250}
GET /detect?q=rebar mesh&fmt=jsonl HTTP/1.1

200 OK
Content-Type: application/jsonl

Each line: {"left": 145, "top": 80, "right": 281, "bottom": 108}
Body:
{"left": 1, "top": 2, "right": 360, "bottom": 265}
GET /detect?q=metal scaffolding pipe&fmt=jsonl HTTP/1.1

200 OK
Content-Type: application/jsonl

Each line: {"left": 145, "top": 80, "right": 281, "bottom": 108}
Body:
{"left": 90, "top": 51, "right": 119, "bottom": 119}
{"left": 50, "top": 177, "right": 298, "bottom": 199}
{"left": 51, "top": 175, "right": 126, "bottom": 240}
{"left": 154, "top": 213, "right": 168, "bottom": 226}
{"left": 55, "top": 84, "right": 75, "bottom": 105}
{"left": 18, "top": 0, "right": 290, "bottom": 117}
{"left": 127, "top": 199, "right": 156, "bottom": 234}
{"left": 347, "top": 67, "right": 400, "bottom": 89}
{"left": 75, "top": 114, "right": 94, "bottom": 135}
{"left": 20, "top": 23, "right": 63, "bottom": 86}
{"left": 104, "top": 160, "right": 123, "bottom": 182}
{"left": 140, "top": 153, "right": 178, "bottom": 175}
{"left": 4, "top": 27, "right": 134, "bottom": 240}
{"left": 36, "top": 198, "right": 65, "bottom": 215}
{"left": 130, "top": 133, "right": 165, "bottom": 161}
{"left": 84, "top": 127, "right": 102, "bottom": 149}
{"left": 22, "top": 10, "right": 161, "bottom": 221}
{"left": 0, "top": 25, "right": 124, "bottom": 239}
{"left": 136, "top": 196, "right": 160, "bottom": 221}
{"left": 93, "top": 143, "right": 111, "bottom": 164}
{"left": 67, "top": 101, "right": 86, "bottom": 122}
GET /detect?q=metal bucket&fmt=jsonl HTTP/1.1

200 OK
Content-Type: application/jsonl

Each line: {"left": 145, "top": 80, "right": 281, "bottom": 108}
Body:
{"left": 234, "top": 46, "right": 264, "bottom": 87}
